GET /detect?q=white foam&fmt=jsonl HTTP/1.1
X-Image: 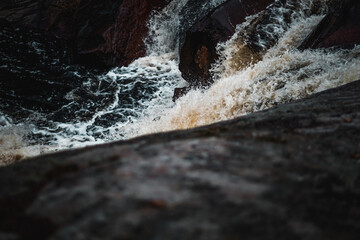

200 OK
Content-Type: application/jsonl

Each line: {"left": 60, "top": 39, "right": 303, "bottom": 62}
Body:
{"left": 128, "top": 11, "right": 360, "bottom": 136}
{"left": 146, "top": 0, "right": 190, "bottom": 56}
{"left": 2, "top": 0, "right": 359, "bottom": 161}
{"left": 28, "top": 54, "right": 186, "bottom": 151}
{"left": 146, "top": 0, "right": 226, "bottom": 56}
{"left": 0, "top": 124, "right": 44, "bottom": 166}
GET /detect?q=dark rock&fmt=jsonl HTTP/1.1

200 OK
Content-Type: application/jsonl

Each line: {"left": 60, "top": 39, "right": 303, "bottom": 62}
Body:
{"left": 299, "top": 0, "right": 360, "bottom": 50}
{"left": 178, "top": 0, "right": 275, "bottom": 91}
{"left": 172, "top": 86, "right": 193, "bottom": 102}
{"left": 0, "top": 0, "right": 121, "bottom": 67}
{"left": 0, "top": 0, "right": 168, "bottom": 68}
{"left": 1, "top": 79, "right": 360, "bottom": 239}
{"left": 178, "top": 0, "right": 225, "bottom": 52}
{"left": 100, "top": 0, "right": 169, "bottom": 66}
{"left": 177, "top": 0, "right": 327, "bottom": 99}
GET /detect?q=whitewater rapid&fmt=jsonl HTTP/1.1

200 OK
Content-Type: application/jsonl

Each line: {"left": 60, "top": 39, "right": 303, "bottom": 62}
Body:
{"left": 126, "top": 0, "right": 360, "bottom": 136}
{"left": 1, "top": 0, "right": 360, "bottom": 165}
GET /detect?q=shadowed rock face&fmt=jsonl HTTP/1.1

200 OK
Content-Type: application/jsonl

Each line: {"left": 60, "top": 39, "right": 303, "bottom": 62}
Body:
{"left": 178, "top": 0, "right": 226, "bottom": 53}
{"left": 100, "top": 0, "right": 169, "bottom": 66}
{"left": 1, "top": 80, "right": 360, "bottom": 240}
{"left": 176, "top": 0, "right": 360, "bottom": 101}
{"left": 299, "top": 0, "right": 360, "bottom": 50}
{"left": 0, "top": 0, "right": 168, "bottom": 67}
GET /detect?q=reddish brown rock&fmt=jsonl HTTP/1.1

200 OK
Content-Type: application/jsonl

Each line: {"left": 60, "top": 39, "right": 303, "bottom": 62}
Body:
{"left": 101, "top": 0, "right": 169, "bottom": 66}
{"left": 0, "top": 0, "right": 169, "bottom": 67}
{"left": 299, "top": 0, "right": 360, "bottom": 50}
{"left": 178, "top": 0, "right": 274, "bottom": 91}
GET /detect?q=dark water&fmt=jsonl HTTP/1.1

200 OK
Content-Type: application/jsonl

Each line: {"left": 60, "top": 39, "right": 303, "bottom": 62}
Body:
{"left": 0, "top": 23, "right": 182, "bottom": 154}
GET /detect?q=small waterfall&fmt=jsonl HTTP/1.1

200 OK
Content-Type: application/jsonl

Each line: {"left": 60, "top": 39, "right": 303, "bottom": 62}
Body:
{"left": 1, "top": 0, "right": 359, "bottom": 164}
{"left": 146, "top": 0, "right": 190, "bottom": 56}
{"left": 146, "top": 0, "right": 226, "bottom": 57}
{"left": 128, "top": 0, "right": 360, "bottom": 136}
{"left": 212, "top": 0, "right": 328, "bottom": 79}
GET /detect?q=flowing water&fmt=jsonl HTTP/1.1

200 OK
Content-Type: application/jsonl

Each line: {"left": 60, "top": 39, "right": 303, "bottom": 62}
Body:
{"left": 1, "top": 0, "right": 360, "bottom": 165}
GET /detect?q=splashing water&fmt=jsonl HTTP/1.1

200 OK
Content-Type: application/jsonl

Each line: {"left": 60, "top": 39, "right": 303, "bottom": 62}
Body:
{"left": 0, "top": 124, "right": 44, "bottom": 166}
{"left": 146, "top": 0, "right": 190, "bottom": 56}
{"left": 211, "top": 0, "right": 328, "bottom": 79}
{"left": 128, "top": 8, "right": 360, "bottom": 136}
{"left": 36, "top": 54, "right": 186, "bottom": 149}
{"left": 146, "top": 0, "right": 226, "bottom": 56}
{"left": 1, "top": 0, "right": 230, "bottom": 165}
{"left": 1, "top": 0, "right": 360, "bottom": 165}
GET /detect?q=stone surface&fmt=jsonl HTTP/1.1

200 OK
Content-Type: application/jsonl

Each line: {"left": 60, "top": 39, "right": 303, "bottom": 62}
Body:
{"left": 0, "top": 0, "right": 168, "bottom": 67}
{"left": 299, "top": 0, "right": 360, "bottom": 50}
{"left": 1, "top": 80, "right": 360, "bottom": 240}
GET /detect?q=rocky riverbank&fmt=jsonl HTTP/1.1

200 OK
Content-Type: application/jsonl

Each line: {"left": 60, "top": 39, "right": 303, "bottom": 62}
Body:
{"left": 0, "top": 0, "right": 169, "bottom": 67}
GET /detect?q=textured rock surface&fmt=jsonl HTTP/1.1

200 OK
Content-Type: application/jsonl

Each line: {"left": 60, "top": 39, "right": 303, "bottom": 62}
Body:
{"left": 299, "top": 0, "right": 360, "bottom": 50}
{"left": 0, "top": 0, "right": 168, "bottom": 67}
{"left": 1, "top": 80, "right": 360, "bottom": 240}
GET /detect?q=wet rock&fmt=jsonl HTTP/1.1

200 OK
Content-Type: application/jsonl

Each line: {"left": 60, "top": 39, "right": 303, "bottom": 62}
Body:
{"left": 178, "top": 0, "right": 275, "bottom": 96}
{"left": 0, "top": 0, "right": 168, "bottom": 67}
{"left": 178, "top": 0, "right": 226, "bottom": 52}
{"left": 100, "top": 0, "right": 169, "bottom": 66}
{"left": 177, "top": 0, "right": 325, "bottom": 100}
{"left": 172, "top": 86, "right": 193, "bottom": 102}
{"left": 1, "top": 80, "right": 360, "bottom": 239}
{"left": 299, "top": 0, "right": 360, "bottom": 50}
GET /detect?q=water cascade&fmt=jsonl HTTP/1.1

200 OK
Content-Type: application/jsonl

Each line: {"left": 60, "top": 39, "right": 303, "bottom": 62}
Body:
{"left": 1, "top": 0, "right": 359, "bottom": 164}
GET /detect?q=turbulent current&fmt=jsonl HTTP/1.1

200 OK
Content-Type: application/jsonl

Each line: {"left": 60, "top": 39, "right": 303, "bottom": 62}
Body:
{"left": 1, "top": 0, "right": 360, "bottom": 165}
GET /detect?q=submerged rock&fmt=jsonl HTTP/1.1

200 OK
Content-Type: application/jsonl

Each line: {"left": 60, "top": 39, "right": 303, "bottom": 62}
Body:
{"left": 0, "top": 0, "right": 168, "bottom": 67}
{"left": 1, "top": 79, "right": 360, "bottom": 239}
{"left": 179, "top": 0, "right": 275, "bottom": 90}
{"left": 178, "top": 0, "right": 226, "bottom": 52}
{"left": 299, "top": 0, "right": 360, "bottom": 50}
{"left": 176, "top": 0, "right": 339, "bottom": 101}
{"left": 100, "top": 0, "right": 169, "bottom": 66}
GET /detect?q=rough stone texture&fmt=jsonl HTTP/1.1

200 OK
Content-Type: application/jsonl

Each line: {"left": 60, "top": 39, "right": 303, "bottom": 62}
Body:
{"left": 299, "top": 0, "right": 360, "bottom": 50}
{"left": 1, "top": 80, "right": 360, "bottom": 240}
{"left": 0, "top": 0, "right": 168, "bottom": 67}
{"left": 178, "top": 0, "right": 275, "bottom": 90}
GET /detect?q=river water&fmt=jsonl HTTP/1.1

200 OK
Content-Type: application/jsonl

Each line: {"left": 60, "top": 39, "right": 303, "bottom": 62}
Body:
{"left": 1, "top": 0, "right": 360, "bottom": 165}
